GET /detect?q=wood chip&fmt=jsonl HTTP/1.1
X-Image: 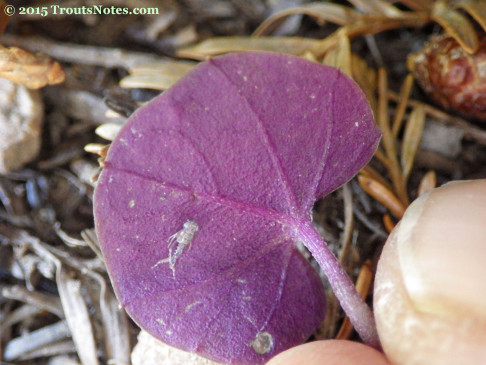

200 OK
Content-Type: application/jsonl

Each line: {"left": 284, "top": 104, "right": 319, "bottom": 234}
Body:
{"left": 0, "top": 45, "right": 65, "bottom": 89}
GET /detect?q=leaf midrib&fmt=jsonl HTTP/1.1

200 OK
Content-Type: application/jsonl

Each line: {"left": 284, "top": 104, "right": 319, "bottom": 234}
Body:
{"left": 210, "top": 60, "right": 300, "bottom": 214}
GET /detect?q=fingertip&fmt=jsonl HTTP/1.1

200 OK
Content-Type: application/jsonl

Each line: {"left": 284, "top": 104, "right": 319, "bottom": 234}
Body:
{"left": 266, "top": 340, "right": 390, "bottom": 365}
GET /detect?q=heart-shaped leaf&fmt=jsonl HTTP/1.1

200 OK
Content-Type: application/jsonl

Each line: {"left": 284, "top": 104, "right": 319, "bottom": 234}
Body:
{"left": 94, "top": 52, "right": 380, "bottom": 364}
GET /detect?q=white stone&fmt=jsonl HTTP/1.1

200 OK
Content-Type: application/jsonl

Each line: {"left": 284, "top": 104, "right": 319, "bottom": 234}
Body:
{"left": 420, "top": 119, "right": 464, "bottom": 159}
{"left": 0, "top": 78, "right": 43, "bottom": 173}
{"left": 131, "top": 330, "right": 223, "bottom": 365}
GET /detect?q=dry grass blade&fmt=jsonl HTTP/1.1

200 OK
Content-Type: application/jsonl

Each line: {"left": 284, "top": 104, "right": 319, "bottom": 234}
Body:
{"left": 95, "top": 123, "right": 123, "bottom": 142}
{"left": 57, "top": 266, "right": 99, "bottom": 365}
{"left": 358, "top": 175, "right": 406, "bottom": 219}
{"left": 322, "top": 29, "right": 352, "bottom": 77}
{"left": 120, "top": 73, "right": 182, "bottom": 90}
{"left": 377, "top": 68, "right": 409, "bottom": 205}
{"left": 180, "top": 13, "right": 427, "bottom": 61}
{"left": 2, "top": 285, "right": 64, "bottom": 318}
{"left": 392, "top": 74, "right": 414, "bottom": 137}
{"left": 417, "top": 170, "right": 437, "bottom": 196}
{"left": 80, "top": 228, "right": 104, "bottom": 260}
{"left": 312, "top": 13, "right": 428, "bottom": 54}
{"left": 16, "top": 340, "right": 77, "bottom": 362}
{"left": 398, "top": 0, "right": 434, "bottom": 11}
{"left": 129, "top": 61, "right": 196, "bottom": 75}
{"left": 54, "top": 222, "right": 88, "bottom": 248}
{"left": 1, "top": 34, "right": 161, "bottom": 69}
{"left": 373, "top": 149, "right": 391, "bottom": 170}
{"left": 356, "top": 260, "right": 373, "bottom": 301}
{"left": 382, "top": 214, "right": 396, "bottom": 233}
{"left": 102, "top": 289, "right": 131, "bottom": 365}
{"left": 1, "top": 304, "right": 42, "bottom": 332}
{"left": 177, "top": 36, "right": 326, "bottom": 59}
{"left": 360, "top": 165, "right": 393, "bottom": 191}
{"left": 3, "top": 321, "right": 71, "bottom": 361}
{"left": 431, "top": 0, "right": 478, "bottom": 53}
{"left": 89, "top": 271, "right": 131, "bottom": 365}
{"left": 341, "top": 12, "right": 429, "bottom": 43}
{"left": 456, "top": 0, "right": 486, "bottom": 32}
{"left": 0, "top": 45, "right": 65, "bottom": 89}
{"left": 401, "top": 104, "right": 426, "bottom": 181}
{"left": 120, "top": 60, "right": 194, "bottom": 90}
{"left": 351, "top": 54, "right": 377, "bottom": 113}
{"left": 387, "top": 90, "right": 486, "bottom": 146}
{"left": 253, "top": 3, "right": 360, "bottom": 36}
{"left": 346, "top": 0, "right": 402, "bottom": 16}
{"left": 44, "top": 88, "right": 126, "bottom": 125}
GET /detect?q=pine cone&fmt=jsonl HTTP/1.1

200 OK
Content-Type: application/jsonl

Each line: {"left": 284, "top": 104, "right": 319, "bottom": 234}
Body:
{"left": 408, "top": 34, "right": 486, "bottom": 121}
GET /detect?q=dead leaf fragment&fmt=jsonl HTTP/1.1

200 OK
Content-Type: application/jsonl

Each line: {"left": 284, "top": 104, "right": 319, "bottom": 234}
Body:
{"left": 0, "top": 45, "right": 65, "bottom": 89}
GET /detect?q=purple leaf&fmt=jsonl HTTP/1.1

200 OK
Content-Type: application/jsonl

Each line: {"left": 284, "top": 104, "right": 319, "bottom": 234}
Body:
{"left": 94, "top": 52, "right": 381, "bottom": 364}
